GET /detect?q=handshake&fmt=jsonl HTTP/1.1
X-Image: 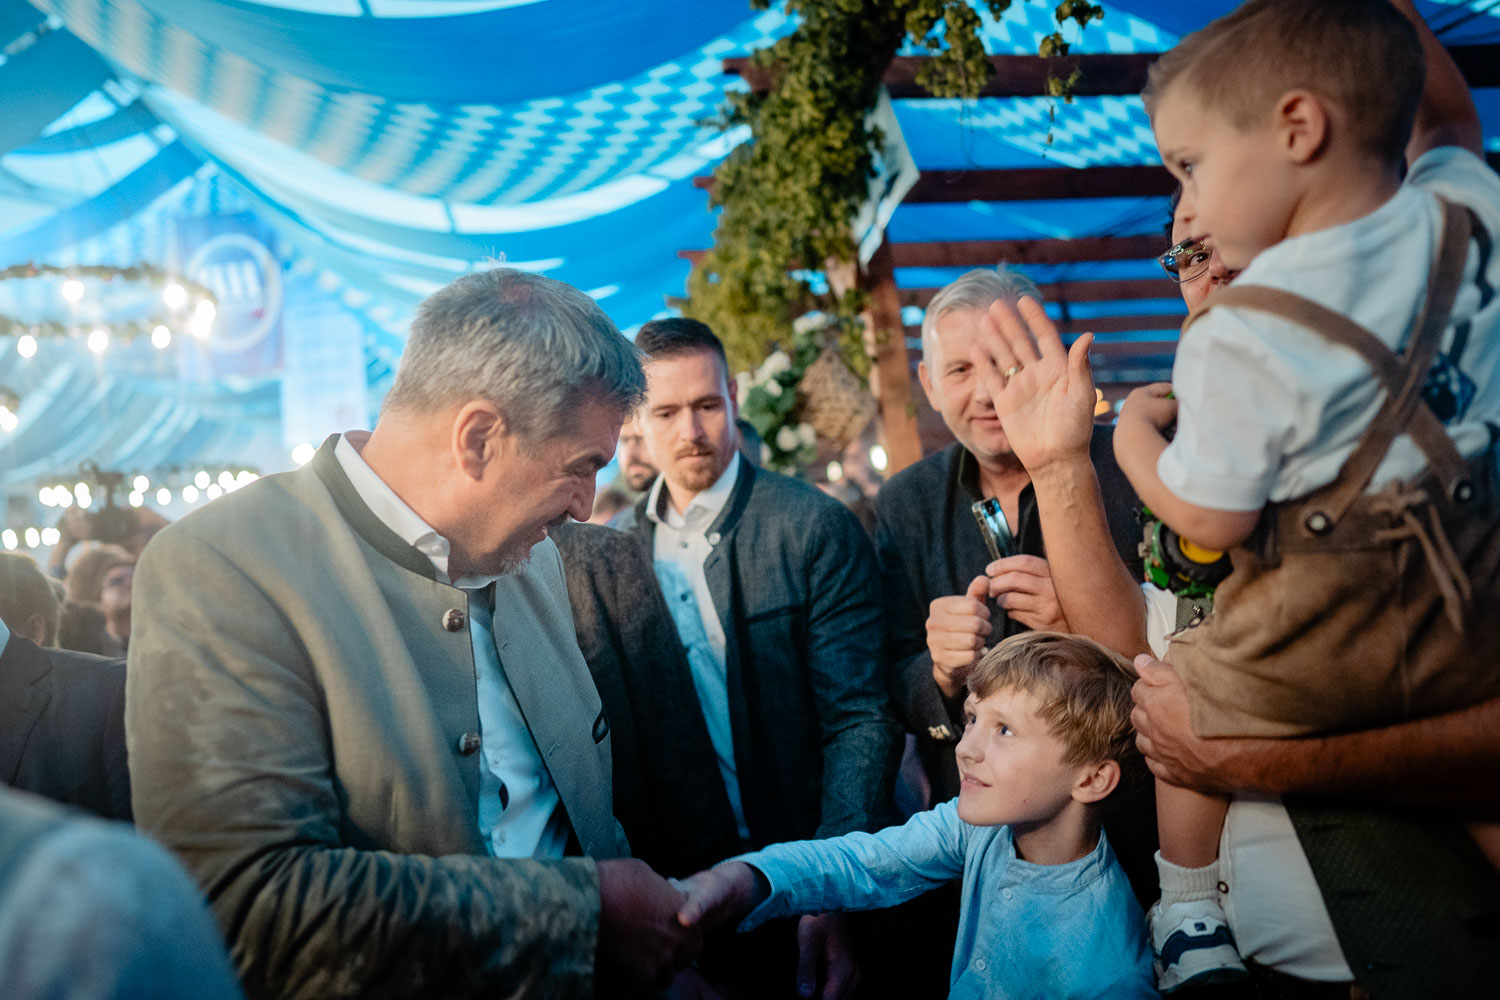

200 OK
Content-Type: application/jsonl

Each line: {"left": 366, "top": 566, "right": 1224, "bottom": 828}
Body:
{"left": 599, "top": 859, "right": 857, "bottom": 998}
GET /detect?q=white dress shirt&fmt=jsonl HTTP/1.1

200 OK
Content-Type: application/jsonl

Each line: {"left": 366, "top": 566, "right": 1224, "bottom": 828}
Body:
{"left": 647, "top": 452, "right": 749, "bottom": 840}
{"left": 0, "top": 617, "right": 11, "bottom": 657}
{"left": 334, "top": 434, "right": 568, "bottom": 859}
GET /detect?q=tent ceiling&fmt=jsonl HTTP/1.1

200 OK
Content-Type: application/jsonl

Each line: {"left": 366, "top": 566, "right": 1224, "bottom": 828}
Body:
{"left": 0, "top": 0, "right": 1497, "bottom": 497}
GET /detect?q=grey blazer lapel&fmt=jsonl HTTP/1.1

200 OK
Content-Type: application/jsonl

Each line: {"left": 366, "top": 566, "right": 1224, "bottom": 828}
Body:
{"left": 0, "top": 639, "right": 52, "bottom": 785}
{"left": 489, "top": 544, "right": 616, "bottom": 858}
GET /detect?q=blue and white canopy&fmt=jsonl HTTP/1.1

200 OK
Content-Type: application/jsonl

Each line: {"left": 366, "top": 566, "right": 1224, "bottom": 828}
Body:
{"left": 0, "top": 0, "right": 1495, "bottom": 503}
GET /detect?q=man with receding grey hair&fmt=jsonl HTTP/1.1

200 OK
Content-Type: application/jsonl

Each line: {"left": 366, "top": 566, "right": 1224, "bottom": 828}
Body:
{"left": 875, "top": 265, "right": 1144, "bottom": 805}
{"left": 128, "top": 269, "right": 702, "bottom": 999}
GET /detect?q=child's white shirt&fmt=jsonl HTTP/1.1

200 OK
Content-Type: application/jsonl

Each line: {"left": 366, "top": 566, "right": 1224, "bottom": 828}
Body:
{"left": 1160, "top": 147, "right": 1500, "bottom": 512}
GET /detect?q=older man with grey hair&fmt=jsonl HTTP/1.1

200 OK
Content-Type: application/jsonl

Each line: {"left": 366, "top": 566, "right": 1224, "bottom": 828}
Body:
{"left": 128, "top": 269, "right": 699, "bottom": 1000}
{"left": 875, "top": 264, "right": 1145, "bottom": 811}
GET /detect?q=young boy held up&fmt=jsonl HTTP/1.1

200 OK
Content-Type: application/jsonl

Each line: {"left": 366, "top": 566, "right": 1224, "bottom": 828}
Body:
{"left": 672, "top": 632, "right": 1156, "bottom": 1000}
{"left": 1105, "top": 0, "right": 1500, "bottom": 991}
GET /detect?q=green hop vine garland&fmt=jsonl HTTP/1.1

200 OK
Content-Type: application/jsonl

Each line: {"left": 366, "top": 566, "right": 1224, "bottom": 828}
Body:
{"left": 684, "top": 0, "right": 1105, "bottom": 384}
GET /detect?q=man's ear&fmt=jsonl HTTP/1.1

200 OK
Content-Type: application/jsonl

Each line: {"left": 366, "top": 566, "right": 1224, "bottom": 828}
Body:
{"left": 1072, "top": 758, "right": 1121, "bottom": 805}
{"left": 451, "top": 400, "right": 507, "bottom": 481}
{"left": 917, "top": 360, "right": 940, "bottom": 412}
{"left": 1274, "top": 90, "right": 1329, "bottom": 164}
{"left": 23, "top": 610, "right": 49, "bottom": 647}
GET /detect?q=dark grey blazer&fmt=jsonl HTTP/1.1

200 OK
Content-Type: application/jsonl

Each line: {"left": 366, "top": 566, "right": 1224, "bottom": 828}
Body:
{"left": 0, "top": 634, "right": 130, "bottom": 822}
{"left": 550, "top": 522, "right": 742, "bottom": 876}
{"left": 628, "top": 462, "right": 901, "bottom": 847}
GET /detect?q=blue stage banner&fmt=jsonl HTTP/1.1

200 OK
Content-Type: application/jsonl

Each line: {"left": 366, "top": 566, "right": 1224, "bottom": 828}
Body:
{"left": 176, "top": 211, "right": 285, "bottom": 381}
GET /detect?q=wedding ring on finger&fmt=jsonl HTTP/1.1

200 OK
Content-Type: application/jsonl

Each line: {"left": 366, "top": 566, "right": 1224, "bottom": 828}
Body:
{"left": 1002, "top": 364, "right": 1024, "bottom": 380}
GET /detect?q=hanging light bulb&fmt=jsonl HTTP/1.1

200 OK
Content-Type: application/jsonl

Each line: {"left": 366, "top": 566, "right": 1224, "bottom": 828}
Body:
{"left": 217, "top": 470, "right": 235, "bottom": 490}
{"left": 206, "top": 484, "right": 223, "bottom": 500}
{"left": 38, "top": 486, "right": 54, "bottom": 506}
{"left": 182, "top": 485, "right": 199, "bottom": 503}
{"left": 132, "top": 474, "right": 150, "bottom": 492}
{"left": 1, "top": 529, "right": 17, "bottom": 550}
{"left": 869, "top": 444, "right": 889, "bottom": 473}
{"left": 155, "top": 486, "right": 172, "bottom": 506}
{"left": 0, "top": 407, "right": 15, "bottom": 433}
{"left": 23, "top": 527, "right": 40, "bottom": 548}
{"left": 41, "top": 527, "right": 60, "bottom": 546}
{"left": 194, "top": 470, "right": 210, "bottom": 489}
{"left": 189, "top": 299, "right": 215, "bottom": 339}
{"left": 60, "top": 278, "right": 85, "bottom": 303}
{"left": 151, "top": 324, "right": 172, "bottom": 350}
{"left": 291, "top": 443, "right": 316, "bottom": 466}
{"left": 128, "top": 491, "right": 145, "bottom": 508}
{"left": 87, "top": 328, "right": 109, "bottom": 354}
{"left": 17, "top": 335, "right": 37, "bottom": 358}
{"left": 162, "top": 282, "right": 188, "bottom": 310}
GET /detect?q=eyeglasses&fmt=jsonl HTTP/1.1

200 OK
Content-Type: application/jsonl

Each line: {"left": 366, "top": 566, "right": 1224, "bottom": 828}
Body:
{"left": 1158, "top": 237, "right": 1213, "bottom": 284}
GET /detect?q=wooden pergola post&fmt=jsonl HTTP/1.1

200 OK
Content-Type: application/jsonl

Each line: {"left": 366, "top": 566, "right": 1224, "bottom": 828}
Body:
{"left": 861, "top": 240, "right": 922, "bottom": 475}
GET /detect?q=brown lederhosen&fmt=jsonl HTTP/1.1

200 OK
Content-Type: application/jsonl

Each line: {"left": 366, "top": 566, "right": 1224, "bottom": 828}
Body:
{"left": 1167, "top": 197, "right": 1500, "bottom": 738}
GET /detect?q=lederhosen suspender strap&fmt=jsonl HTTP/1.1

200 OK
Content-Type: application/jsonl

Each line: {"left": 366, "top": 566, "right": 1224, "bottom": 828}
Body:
{"left": 1181, "top": 198, "right": 1477, "bottom": 526}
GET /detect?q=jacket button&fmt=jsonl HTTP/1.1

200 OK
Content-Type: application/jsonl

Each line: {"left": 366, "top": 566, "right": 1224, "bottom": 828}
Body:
{"left": 443, "top": 608, "right": 466, "bottom": 632}
{"left": 707, "top": 531, "right": 721, "bottom": 545}
{"left": 456, "top": 732, "right": 481, "bottom": 755}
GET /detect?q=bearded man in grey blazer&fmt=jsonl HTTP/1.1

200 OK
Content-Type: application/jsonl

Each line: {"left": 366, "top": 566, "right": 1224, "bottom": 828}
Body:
{"left": 127, "top": 269, "right": 699, "bottom": 1000}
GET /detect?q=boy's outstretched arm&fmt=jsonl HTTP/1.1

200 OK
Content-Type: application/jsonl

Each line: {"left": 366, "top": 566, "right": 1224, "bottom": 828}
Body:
{"left": 1393, "top": 0, "right": 1484, "bottom": 160}
{"left": 1113, "top": 385, "right": 1260, "bottom": 552}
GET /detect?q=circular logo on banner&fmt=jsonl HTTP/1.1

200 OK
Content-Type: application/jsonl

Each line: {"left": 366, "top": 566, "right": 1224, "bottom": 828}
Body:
{"left": 186, "top": 234, "right": 284, "bottom": 354}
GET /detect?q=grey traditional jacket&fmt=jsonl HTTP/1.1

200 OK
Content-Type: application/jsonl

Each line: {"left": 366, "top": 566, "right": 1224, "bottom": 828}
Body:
{"left": 627, "top": 461, "right": 901, "bottom": 849}
{"left": 127, "top": 437, "right": 625, "bottom": 1000}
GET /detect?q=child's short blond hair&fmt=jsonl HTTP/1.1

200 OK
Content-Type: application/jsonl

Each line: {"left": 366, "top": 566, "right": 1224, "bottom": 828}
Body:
{"left": 968, "top": 632, "right": 1140, "bottom": 774}
{"left": 1142, "top": 0, "right": 1423, "bottom": 165}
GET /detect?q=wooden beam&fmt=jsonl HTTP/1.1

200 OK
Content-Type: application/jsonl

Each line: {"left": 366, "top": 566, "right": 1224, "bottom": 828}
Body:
{"left": 889, "top": 234, "right": 1164, "bottom": 269}
{"left": 724, "top": 52, "right": 1157, "bottom": 98}
{"left": 865, "top": 241, "right": 923, "bottom": 475}
{"left": 900, "top": 278, "right": 1180, "bottom": 309}
{"left": 725, "top": 44, "right": 1498, "bottom": 97}
{"left": 682, "top": 237, "right": 1166, "bottom": 272}
{"left": 696, "top": 164, "right": 1174, "bottom": 203}
{"left": 904, "top": 164, "right": 1173, "bottom": 203}
{"left": 1082, "top": 339, "right": 1179, "bottom": 356}
{"left": 904, "top": 311, "right": 1182, "bottom": 339}
{"left": 1450, "top": 44, "right": 1500, "bottom": 89}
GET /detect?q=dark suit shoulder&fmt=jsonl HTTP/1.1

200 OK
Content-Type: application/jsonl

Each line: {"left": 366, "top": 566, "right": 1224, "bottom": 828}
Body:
{"left": 744, "top": 466, "right": 866, "bottom": 536}
{"left": 550, "top": 520, "right": 649, "bottom": 566}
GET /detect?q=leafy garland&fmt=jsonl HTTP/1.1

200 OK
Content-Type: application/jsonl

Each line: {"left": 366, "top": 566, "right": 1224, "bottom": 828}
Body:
{"left": 683, "top": 0, "right": 1104, "bottom": 383}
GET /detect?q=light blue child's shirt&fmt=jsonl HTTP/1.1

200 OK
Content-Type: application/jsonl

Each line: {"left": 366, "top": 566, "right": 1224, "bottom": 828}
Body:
{"left": 735, "top": 799, "right": 1155, "bottom": 1000}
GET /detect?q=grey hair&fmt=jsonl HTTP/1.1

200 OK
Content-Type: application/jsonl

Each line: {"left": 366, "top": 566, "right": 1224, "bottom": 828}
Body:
{"left": 384, "top": 269, "right": 646, "bottom": 440}
{"left": 920, "top": 265, "right": 1043, "bottom": 368}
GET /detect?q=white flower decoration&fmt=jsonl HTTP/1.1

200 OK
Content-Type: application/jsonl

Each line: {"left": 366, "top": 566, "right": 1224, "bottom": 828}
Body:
{"left": 775, "top": 425, "right": 800, "bottom": 451}
{"left": 758, "top": 350, "right": 792, "bottom": 379}
{"left": 796, "top": 423, "right": 817, "bottom": 447}
{"left": 792, "top": 312, "right": 826, "bottom": 335}
{"left": 763, "top": 379, "right": 783, "bottom": 398}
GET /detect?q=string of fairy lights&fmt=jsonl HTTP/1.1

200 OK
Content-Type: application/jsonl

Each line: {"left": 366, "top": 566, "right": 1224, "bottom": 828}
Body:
{"left": 0, "top": 263, "right": 221, "bottom": 439}
{"left": 0, "top": 464, "right": 260, "bottom": 553}
{"left": 0, "top": 262, "right": 218, "bottom": 358}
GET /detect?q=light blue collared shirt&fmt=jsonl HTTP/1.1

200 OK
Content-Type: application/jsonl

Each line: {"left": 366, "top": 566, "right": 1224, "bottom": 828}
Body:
{"left": 647, "top": 453, "right": 749, "bottom": 840}
{"left": 736, "top": 799, "right": 1156, "bottom": 1000}
{"left": 333, "top": 434, "right": 567, "bottom": 859}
